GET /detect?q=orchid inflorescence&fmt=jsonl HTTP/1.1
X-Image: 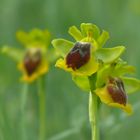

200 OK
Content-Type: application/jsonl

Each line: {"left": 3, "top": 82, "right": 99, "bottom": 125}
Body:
{"left": 52, "top": 23, "right": 140, "bottom": 114}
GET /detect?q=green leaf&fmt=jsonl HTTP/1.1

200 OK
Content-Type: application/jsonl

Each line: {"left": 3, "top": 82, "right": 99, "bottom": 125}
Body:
{"left": 80, "top": 23, "right": 100, "bottom": 39}
{"left": 97, "top": 30, "right": 109, "bottom": 47}
{"left": 1, "top": 46, "right": 23, "bottom": 62}
{"left": 95, "top": 46, "right": 125, "bottom": 63}
{"left": 72, "top": 75, "right": 90, "bottom": 92}
{"left": 52, "top": 39, "right": 74, "bottom": 57}
{"left": 68, "top": 26, "right": 83, "bottom": 41}
{"left": 122, "top": 77, "right": 140, "bottom": 94}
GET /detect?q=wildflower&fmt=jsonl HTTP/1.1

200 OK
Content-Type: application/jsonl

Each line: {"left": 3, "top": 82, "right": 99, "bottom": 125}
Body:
{"left": 96, "top": 77, "right": 132, "bottom": 113}
{"left": 52, "top": 22, "right": 140, "bottom": 115}
{"left": 18, "top": 47, "right": 48, "bottom": 82}
{"left": 52, "top": 23, "right": 140, "bottom": 140}
{"left": 73, "top": 59, "right": 140, "bottom": 113}
{"left": 52, "top": 23, "right": 125, "bottom": 76}
{"left": 54, "top": 40, "right": 98, "bottom": 76}
{"left": 1, "top": 29, "right": 51, "bottom": 82}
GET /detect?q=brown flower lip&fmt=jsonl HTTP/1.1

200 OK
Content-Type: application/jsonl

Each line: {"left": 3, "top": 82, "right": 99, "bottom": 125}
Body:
{"left": 107, "top": 77, "right": 127, "bottom": 105}
{"left": 66, "top": 42, "right": 91, "bottom": 70}
{"left": 24, "top": 49, "right": 41, "bottom": 76}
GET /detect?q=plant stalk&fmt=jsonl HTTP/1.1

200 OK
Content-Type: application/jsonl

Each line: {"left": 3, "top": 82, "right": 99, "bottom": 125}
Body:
{"left": 89, "top": 92, "right": 99, "bottom": 140}
{"left": 21, "top": 83, "right": 28, "bottom": 140}
{"left": 38, "top": 76, "right": 46, "bottom": 140}
{"left": 88, "top": 73, "right": 99, "bottom": 140}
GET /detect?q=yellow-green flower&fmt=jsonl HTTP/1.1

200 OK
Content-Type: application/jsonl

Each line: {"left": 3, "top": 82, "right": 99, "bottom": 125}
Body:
{"left": 1, "top": 29, "right": 51, "bottom": 83}
{"left": 96, "top": 77, "right": 132, "bottom": 114}
{"left": 98, "top": 63, "right": 140, "bottom": 114}
{"left": 18, "top": 47, "right": 48, "bottom": 82}
{"left": 52, "top": 23, "right": 125, "bottom": 76}
{"left": 55, "top": 42, "right": 98, "bottom": 76}
{"left": 73, "top": 59, "right": 140, "bottom": 114}
{"left": 95, "top": 60, "right": 140, "bottom": 114}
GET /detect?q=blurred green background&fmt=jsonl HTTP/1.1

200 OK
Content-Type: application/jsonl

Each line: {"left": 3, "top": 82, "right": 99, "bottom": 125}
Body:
{"left": 0, "top": 0, "right": 140, "bottom": 140}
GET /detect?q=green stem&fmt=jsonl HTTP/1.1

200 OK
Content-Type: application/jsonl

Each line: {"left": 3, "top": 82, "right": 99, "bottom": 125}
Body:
{"left": 21, "top": 83, "right": 28, "bottom": 140}
{"left": 38, "top": 76, "right": 46, "bottom": 140}
{"left": 89, "top": 92, "right": 99, "bottom": 140}
{"left": 88, "top": 74, "right": 99, "bottom": 140}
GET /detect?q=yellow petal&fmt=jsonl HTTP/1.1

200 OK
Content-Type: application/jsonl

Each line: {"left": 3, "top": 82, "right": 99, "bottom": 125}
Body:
{"left": 55, "top": 58, "right": 73, "bottom": 73}
{"left": 95, "top": 87, "right": 113, "bottom": 104}
{"left": 109, "top": 103, "right": 132, "bottom": 114}
{"left": 95, "top": 87, "right": 132, "bottom": 114}
{"left": 55, "top": 55, "right": 98, "bottom": 76}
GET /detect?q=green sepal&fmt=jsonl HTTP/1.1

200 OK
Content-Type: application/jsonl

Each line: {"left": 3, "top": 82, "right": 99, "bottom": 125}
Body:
{"left": 114, "top": 60, "right": 135, "bottom": 75}
{"left": 28, "top": 29, "right": 50, "bottom": 46}
{"left": 95, "top": 46, "right": 125, "bottom": 63}
{"left": 122, "top": 77, "right": 140, "bottom": 94}
{"left": 96, "top": 59, "right": 135, "bottom": 88}
{"left": 16, "top": 29, "right": 50, "bottom": 47}
{"left": 1, "top": 46, "right": 23, "bottom": 62}
{"left": 72, "top": 75, "right": 90, "bottom": 92}
{"left": 97, "top": 30, "right": 109, "bottom": 47}
{"left": 52, "top": 39, "right": 74, "bottom": 57}
{"left": 16, "top": 31, "right": 28, "bottom": 45}
{"left": 80, "top": 23, "right": 100, "bottom": 39}
{"left": 68, "top": 26, "right": 83, "bottom": 41}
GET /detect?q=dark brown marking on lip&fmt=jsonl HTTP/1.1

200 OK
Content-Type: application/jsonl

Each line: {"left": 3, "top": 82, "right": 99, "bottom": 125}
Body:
{"left": 66, "top": 42, "right": 91, "bottom": 70}
{"left": 24, "top": 49, "right": 41, "bottom": 76}
{"left": 107, "top": 77, "right": 127, "bottom": 105}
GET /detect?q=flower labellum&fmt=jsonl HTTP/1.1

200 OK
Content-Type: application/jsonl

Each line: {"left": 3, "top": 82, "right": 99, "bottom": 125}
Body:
{"left": 24, "top": 48, "right": 42, "bottom": 76}
{"left": 107, "top": 77, "right": 127, "bottom": 105}
{"left": 66, "top": 42, "right": 91, "bottom": 70}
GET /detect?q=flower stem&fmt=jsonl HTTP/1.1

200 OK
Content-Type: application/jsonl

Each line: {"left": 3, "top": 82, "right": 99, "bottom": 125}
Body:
{"left": 89, "top": 92, "right": 99, "bottom": 140}
{"left": 38, "top": 76, "right": 46, "bottom": 140}
{"left": 20, "top": 83, "right": 28, "bottom": 140}
{"left": 88, "top": 73, "right": 99, "bottom": 140}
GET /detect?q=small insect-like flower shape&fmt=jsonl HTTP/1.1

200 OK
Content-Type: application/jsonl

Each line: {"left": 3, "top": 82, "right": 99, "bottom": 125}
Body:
{"left": 96, "top": 77, "right": 132, "bottom": 113}
{"left": 52, "top": 23, "right": 125, "bottom": 76}
{"left": 18, "top": 47, "right": 48, "bottom": 82}
{"left": 107, "top": 77, "right": 127, "bottom": 105}
{"left": 95, "top": 60, "right": 140, "bottom": 114}
{"left": 1, "top": 29, "right": 51, "bottom": 82}
{"left": 73, "top": 59, "right": 140, "bottom": 114}
{"left": 23, "top": 48, "right": 42, "bottom": 76}
{"left": 66, "top": 42, "right": 91, "bottom": 70}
